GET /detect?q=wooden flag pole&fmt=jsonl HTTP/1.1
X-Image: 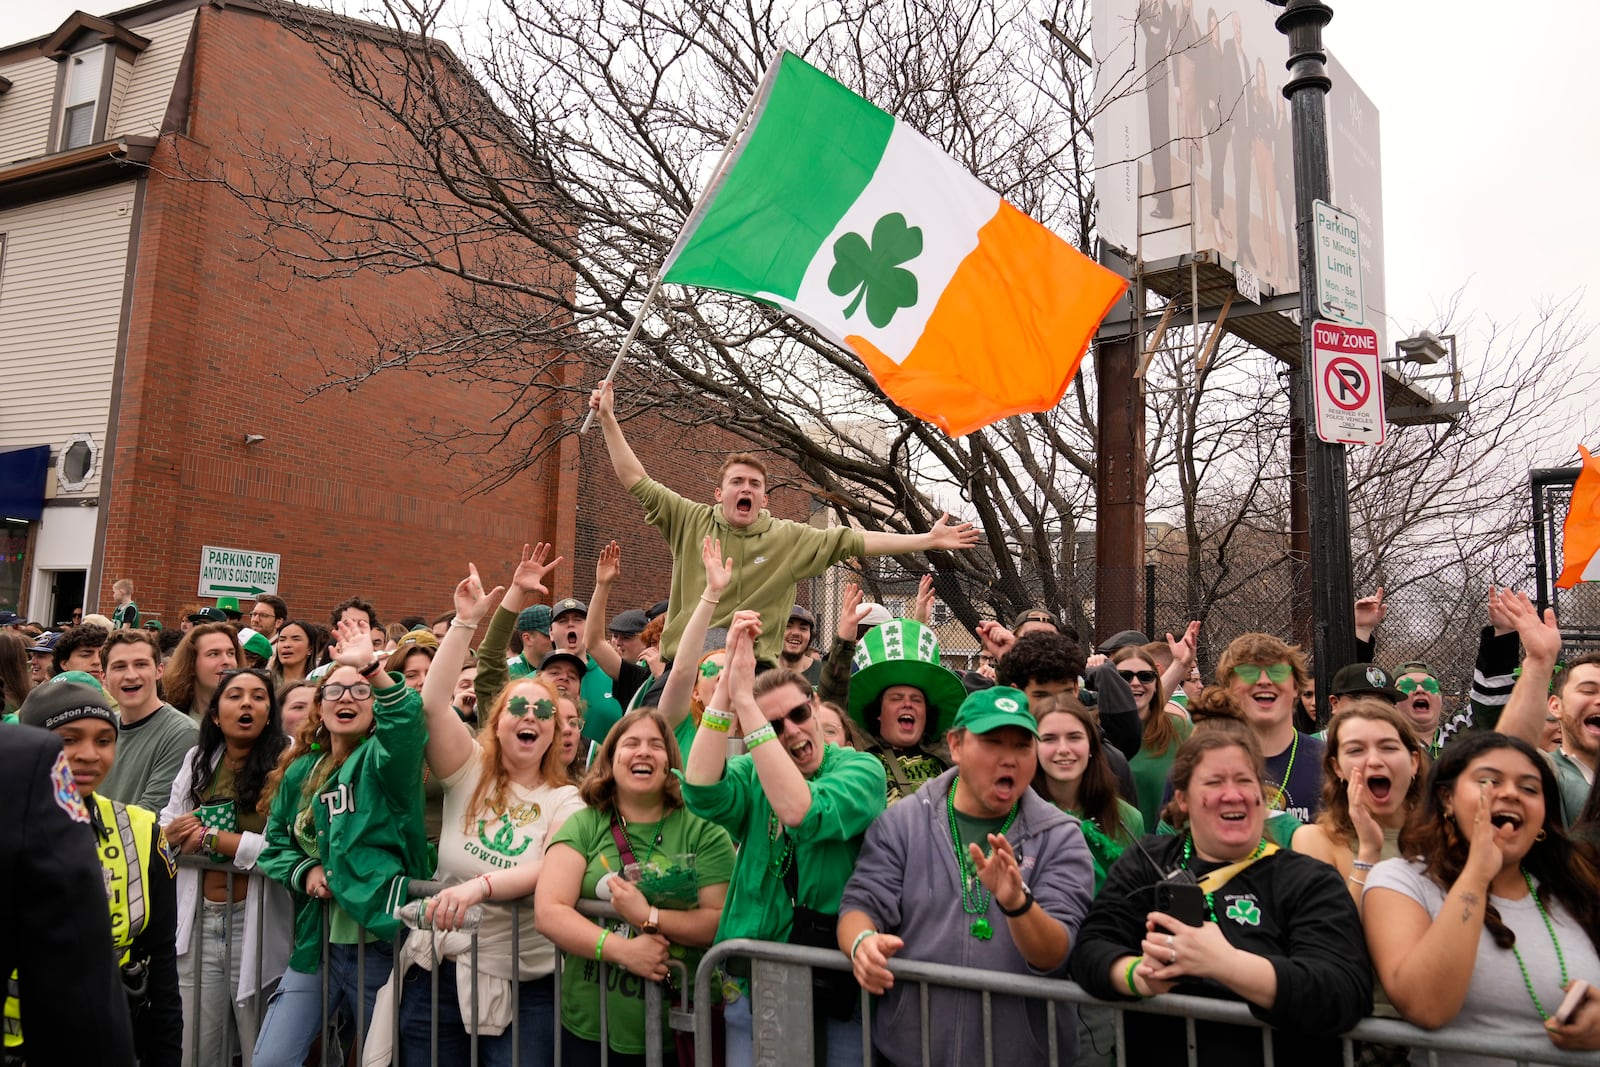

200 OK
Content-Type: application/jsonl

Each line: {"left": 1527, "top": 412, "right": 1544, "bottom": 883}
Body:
{"left": 579, "top": 59, "right": 776, "bottom": 435}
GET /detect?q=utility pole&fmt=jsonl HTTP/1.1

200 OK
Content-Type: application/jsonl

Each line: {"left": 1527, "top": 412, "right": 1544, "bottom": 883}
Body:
{"left": 1273, "top": 0, "right": 1355, "bottom": 723}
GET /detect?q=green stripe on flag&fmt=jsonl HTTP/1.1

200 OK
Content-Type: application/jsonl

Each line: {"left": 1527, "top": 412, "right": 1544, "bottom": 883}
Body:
{"left": 662, "top": 53, "right": 893, "bottom": 301}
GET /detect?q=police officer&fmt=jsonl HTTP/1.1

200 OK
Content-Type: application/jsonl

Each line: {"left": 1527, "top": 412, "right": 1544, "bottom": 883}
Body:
{"left": 11, "top": 681, "right": 180, "bottom": 1066}
{"left": 0, "top": 723, "right": 135, "bottom": 1066}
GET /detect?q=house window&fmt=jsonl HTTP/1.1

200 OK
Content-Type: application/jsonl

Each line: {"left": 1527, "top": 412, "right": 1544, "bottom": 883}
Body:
{"left": 60, "top": 45, "right": 106, "bottom": 149}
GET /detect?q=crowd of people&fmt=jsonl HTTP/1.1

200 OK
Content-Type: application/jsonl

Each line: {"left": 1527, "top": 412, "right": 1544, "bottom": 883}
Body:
{"left": 4, "top": 388, "right": 1600, "bottom": 1067}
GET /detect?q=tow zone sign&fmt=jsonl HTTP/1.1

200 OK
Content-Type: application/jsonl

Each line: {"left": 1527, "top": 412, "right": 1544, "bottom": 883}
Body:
{"left": 1312, "top": 321, "right": 1385, "bottom": 446}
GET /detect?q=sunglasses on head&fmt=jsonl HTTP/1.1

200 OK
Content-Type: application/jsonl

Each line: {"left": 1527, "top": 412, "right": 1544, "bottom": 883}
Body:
{"left": 321, "top": 682, "right": 372, "bottom": 702}
{"left": 769, "top": 701, "right": 813, "bottom": 729}
{"left": 1118, "top": 669, "right": 1158, "bottom": 684}
{"left": 1396, "top": 676, "right": 1440, "bottom": 695}
{"left": 1233, "top": 662, "right": 1294, "bottom": 685}
{"left": 221, "top": 668, "right": 272, "bottom": 682}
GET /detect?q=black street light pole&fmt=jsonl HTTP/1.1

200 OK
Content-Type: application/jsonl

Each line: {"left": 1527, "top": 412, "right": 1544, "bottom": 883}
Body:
{"left": 1273, "top": 0, "right": 1355, "bottom": 724}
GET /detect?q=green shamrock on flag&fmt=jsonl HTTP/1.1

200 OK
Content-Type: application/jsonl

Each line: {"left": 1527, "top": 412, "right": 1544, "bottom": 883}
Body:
{"left": 828, "top": 212, "right": 922, "bottom": 328}
{"left": 1225, "top": 899, "right": 1261, "bottom": 926}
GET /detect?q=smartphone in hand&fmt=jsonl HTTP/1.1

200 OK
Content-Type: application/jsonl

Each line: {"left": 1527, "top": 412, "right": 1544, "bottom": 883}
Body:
{"left": 1153, "top": 877, "right": 1207, "bottom": 928}
{"left": 1555, "top": 979, "right": 1590, "bottom": 1026}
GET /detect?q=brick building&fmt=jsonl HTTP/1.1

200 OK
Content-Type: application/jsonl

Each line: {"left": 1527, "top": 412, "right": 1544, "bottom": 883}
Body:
{"left": 0, "top": 0, "right": 809, "bottom": 630}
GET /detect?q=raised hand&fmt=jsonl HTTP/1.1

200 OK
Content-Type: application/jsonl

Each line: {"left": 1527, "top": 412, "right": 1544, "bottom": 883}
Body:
{"left": 1486, "top": 585, "right": 1517, "bottom": 636}
{"left": 975, "top": 620, "right": 1016, "bottom": 660}
{"left": 329, "top": 616, "right": 376, "bottom": 667}
{"left": 970, "top": 833, "right": 1025, "bottom": 911}
{"left": 702, "top": 536, "right": 733, "bottom": 600}
{"left": 928, "top": 512, "right": 980, "bottom": 551}
{"left": 588, "top": 379, "right": 615, "bottom": 418}
{"left": 1354, "top": 587, "right": 1387, "bottom": 637}
{"left": 1461, "top": 780, "right": 1507, "bottom": 889}
{"left": 1345, "top": 766, "right": 1385, "bottom": 862}
{"left": 1501, "top": 589, "right": 1563, "bottom": 665}
{"left": 453, "top": 563, "right": 506, "bottom": 626}
{"left": 910, "top": 575, "right": 936, "bottom": 625}
{"left": 1166, "top": 621, "right": 1200, "bottom": 670}
{"left": 510, "top": 542, "right": 564, "bottom": 599}
{"left": 596, "top": 541, "right": 622, "bottom": 586}
{"left": 837, "top": 582, "right": 871, "bottom": 642}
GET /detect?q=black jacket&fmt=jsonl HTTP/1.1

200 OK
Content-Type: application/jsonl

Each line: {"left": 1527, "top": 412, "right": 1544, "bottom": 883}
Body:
{"left": 0, "top": 726, "right": 136, "bottom": 1067}
{"left": 1069, "top": 834, "right": 1372, "bottom": 1067}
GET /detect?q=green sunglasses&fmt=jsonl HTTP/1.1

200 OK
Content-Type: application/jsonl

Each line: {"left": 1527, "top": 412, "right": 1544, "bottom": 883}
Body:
{"left": 1396, "top": 676, "right": 1440, "bottom": 695}
{"left": 699, "top": 660, "right": 724, "bottom": 679}
{"left": 508, "top": 695, "right": 556, "bottom": 720}
{"left": 1233, "top": 662, "right": 1294, "bottom": 685}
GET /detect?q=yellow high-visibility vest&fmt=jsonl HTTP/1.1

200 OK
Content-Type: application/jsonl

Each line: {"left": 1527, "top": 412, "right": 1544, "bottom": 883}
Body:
{"left": 5, "top": 793, "right": 156, "bottom": 1048}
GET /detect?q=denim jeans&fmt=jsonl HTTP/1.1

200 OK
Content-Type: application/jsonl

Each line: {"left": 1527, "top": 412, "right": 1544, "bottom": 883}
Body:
{"left": 397, "top": 960, "right": 555, "bottom": 1067}
{"left": 723, "top": 989, "right": 864, "bottom": 1067}
{"left": 252, "top": 940, "right": 394, "bottom": 1067}
{"left": 178, "top": 897, "right": 259, "bottom": 1067}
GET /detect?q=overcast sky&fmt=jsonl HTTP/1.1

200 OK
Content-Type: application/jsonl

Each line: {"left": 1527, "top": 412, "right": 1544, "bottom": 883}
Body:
{"left": 12, "top": 0, "right": 1595, "bottom": 379}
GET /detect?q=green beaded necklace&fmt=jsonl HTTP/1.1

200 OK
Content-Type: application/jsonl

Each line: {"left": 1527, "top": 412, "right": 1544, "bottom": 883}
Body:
{"left": 1509, "top": 867, "right": 1569, "bottom": 1021}
{"left": 945, "top": 775, "right": 1020, "bottom": 940}
{"left": 1268, "top": 731, "right": 1299, "bottom": 812}
{"left": 1180, "top": 834, "right": 1269, "bottom": 922}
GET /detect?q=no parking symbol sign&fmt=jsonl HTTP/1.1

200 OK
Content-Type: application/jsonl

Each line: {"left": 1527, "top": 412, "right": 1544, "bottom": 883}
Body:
{"left": 1312, "top": 322, "right": 1385, "bottom": 446}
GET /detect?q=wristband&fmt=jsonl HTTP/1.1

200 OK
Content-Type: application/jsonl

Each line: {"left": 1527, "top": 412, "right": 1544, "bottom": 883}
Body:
{"left": 1124, "top": 956, "right": 1145, "bottom": 998}
{"left": 1347, "top": 875, "right": 1367, "bottom": 886}
{"left": 700, "top": 594, "right": 721, "bottom": 606}
{"left": 360, "top": 660, "right": 383, "bottom": 678}
{"left": 1351, "top": 859, "right": 1376, "bottom": 871}
{"left": 744, "top": 723, "right": 778, "bottom": 749}
{"left": 701, "top": 709, "right": 735, "bottom": 733}
{"left": 595, "top": 929, "right": 610, "bottom": 961}
{"left": 449, "top": 617, "right": 478, "bottom": 631}
{"left": 479, "top": 873, "right": 493, "bottom": 900}
{"left": 849, "top": 929, "right": 878, "bottom": 961}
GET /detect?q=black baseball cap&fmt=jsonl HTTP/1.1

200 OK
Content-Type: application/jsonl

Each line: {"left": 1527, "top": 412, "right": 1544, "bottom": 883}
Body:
{"left": 538, "top": 650, "right": 588, "bottom": 678}
{"left": 1329, "top": 662, "right": 1403, "bottom": 703}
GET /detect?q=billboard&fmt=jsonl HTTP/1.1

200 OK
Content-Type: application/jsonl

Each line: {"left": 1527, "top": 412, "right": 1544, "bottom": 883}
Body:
{"left": 1092, "top": 0, "right": 1386, "bottom": 345}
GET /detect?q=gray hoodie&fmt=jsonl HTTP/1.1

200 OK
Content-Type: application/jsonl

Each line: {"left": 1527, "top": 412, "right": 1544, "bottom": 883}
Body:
{"left": 839, "top": 766, "right": 1094, "bottom": 1066}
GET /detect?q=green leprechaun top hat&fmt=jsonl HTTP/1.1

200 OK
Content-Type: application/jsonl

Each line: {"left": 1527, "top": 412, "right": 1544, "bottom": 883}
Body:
{"left": 847, "top": 619, "right": 969, "bottom": 739}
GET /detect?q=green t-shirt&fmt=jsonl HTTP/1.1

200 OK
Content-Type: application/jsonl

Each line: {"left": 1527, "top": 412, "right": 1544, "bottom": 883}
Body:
{"left": 547, "top": 805, "right": 734, "bottom": 1054}
{"left": 1129, "top": 715, "right": 1194, "bottom": 830}
{"left": 679, "top": 744, "right": 886, "bottom": 945}
{"left": 579, "top": 659, "right": 624, "bottom": 745}
{"left": 951, "top": 808, "right": 1012, "bottom": 857}
{"left": 673, "top": 714, "right": 698, "bottom": 764}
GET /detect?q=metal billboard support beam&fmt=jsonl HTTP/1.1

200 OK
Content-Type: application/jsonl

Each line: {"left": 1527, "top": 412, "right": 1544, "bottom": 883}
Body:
{"left": 1274, "top": 0, "right": 1355, "bottom": 722}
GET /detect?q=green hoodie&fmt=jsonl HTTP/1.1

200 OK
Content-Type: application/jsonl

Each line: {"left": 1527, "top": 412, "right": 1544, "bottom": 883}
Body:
{"left": 256, "top": 674, "right": 432, "bottom": 964}
{"left": 629, "top": 475, "right": 865, "bottom": 664}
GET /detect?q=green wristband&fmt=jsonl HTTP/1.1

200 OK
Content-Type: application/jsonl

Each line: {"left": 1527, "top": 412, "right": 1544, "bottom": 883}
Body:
{"left": 595, "top": 929, "right": 610, "bottom": 962}
{"left": 1124, "top": 956, "right": 1144, "bottom": 998}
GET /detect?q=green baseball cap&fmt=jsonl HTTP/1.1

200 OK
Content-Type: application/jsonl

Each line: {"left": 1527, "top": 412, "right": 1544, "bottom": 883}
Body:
{"left": 951, "top": 686, "right": 1037, "bottom": 737}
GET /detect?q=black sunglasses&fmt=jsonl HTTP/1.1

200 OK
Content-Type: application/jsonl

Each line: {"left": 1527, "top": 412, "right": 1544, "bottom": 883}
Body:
{"left": 769, "top": 701, "right": 814, "bottom": 729}
{"left": 1118, "top": 669, "right": 1158, "bottom": 684}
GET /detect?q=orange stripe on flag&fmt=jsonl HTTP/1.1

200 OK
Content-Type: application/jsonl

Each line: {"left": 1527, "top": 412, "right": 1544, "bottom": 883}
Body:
{"left": 846, "top": 201, "right": 1127, "bottom": 437}
{"left": 1557, "top": 445, "right": 1600, "bottom": 589}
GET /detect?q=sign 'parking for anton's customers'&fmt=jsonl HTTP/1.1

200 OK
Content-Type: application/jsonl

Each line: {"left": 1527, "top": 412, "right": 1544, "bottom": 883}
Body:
{"left": 199, "top": 545, "right": 281, "bottom": 599}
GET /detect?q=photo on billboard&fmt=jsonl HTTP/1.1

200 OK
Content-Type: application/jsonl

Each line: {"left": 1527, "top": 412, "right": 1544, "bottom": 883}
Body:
{"left": 1092, "top": 0, "right": 1385, "bottom": 348}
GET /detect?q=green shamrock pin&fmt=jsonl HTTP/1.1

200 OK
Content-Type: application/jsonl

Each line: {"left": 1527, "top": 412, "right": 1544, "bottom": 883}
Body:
{"left": 1225, "top": 899, "right": 1261, "bottom": 926}
{"left": 828, "top": 212, "right": 922, "bottom": 328}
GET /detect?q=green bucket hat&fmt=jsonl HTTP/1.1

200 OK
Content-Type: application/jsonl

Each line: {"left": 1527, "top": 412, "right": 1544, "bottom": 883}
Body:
{"left": 846, "top": 619, "right": 969, "bottom": 738}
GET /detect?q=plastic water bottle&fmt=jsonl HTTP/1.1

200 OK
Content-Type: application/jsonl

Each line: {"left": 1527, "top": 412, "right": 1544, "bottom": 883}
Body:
{"left": 394, "top": 899, "right": 484, "bottom": 931}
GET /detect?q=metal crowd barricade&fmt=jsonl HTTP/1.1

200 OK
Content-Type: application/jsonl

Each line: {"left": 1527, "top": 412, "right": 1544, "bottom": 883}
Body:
{"left": 173, "top": 855, "right": 274, "bottom": 1067}
{"left": 693, "top": 939, "right": 1600, "bottom": 1067}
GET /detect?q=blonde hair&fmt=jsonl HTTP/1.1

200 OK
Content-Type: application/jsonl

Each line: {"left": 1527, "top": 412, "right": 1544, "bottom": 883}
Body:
{"left": 464, "top": 676, "right": 569, "bottom": 831}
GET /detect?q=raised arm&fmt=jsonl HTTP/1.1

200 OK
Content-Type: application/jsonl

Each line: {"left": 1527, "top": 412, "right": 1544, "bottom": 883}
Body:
{"left": 585, "top": 542, "right": 624, "bottom": 680}
{"left": 1160, "top": 622, "right": 1200, "bottom": 700}
{"left": 588, "top": 380, "right": 647, "bottom": 488}
{"left": 859, "top": 513, "right": 979, "bottom": 557}
{"left": 727, "top": 612, "right": 813, "bottom": 827}
{"left": 683, "top": 631, "right": 735, "bottom": 787}
{"left": 1494, "top": 589, "right": 1562, "bottom": 750}
{"left": 422, "top": 564, "right": 504, "bottom": 780}
{"left": 659, "top": 538, "right": 733, "bottom": 732}
{"left": 817, "top": 582, "right": 870, "bottom": 708}
{"left": 500, "top": 541, "right": 564, "bottom": 618}
{"left": 1354, "top": 587, "right": 1386, "bottom": 645}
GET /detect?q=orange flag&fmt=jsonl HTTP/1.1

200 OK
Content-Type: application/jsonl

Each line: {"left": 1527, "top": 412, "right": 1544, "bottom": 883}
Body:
{"left": 1556, "top": 445, "right": 1600, "bottom": 589}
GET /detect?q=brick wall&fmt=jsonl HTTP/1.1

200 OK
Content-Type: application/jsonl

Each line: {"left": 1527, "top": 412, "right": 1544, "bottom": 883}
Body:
{"left": 95, "top": 4, "right": 813, "bottom": 629}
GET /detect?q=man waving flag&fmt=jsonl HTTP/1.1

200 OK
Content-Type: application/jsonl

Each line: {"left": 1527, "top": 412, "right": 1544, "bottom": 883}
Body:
{"left": 660, "top": 52, "right": 1127, "bottom": 437}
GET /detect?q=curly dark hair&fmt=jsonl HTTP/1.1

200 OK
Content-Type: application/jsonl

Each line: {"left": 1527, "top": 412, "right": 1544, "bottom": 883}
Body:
{"left": 1400, "top": 732, "right": 1600, "bottom": 954}
{"left": 52, "top": 623, "right": 109, "bottom": 673}
{"left": 995, "top": 631, "right": 1086, "bottom": 690}
{"left": 330, "top": 596, "right": 380, "bottom": 631}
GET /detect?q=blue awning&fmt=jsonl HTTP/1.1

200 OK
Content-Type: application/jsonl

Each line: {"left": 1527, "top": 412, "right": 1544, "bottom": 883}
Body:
{"left": 0, "top": 445, "right": 51, "bottom": 521}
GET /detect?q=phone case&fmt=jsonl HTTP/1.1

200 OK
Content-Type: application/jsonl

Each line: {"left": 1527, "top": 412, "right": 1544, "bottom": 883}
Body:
{"left": 1154, "top": 880, "right": 1207, "bottom": 927}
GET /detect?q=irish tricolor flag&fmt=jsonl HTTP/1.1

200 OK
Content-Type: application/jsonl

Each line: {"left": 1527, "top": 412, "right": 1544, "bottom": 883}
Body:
{"left": 660, "top": 52, "right": 1127, "bottom": 437}
{"left": 1557, "top": 445, "right": 1600, "bottom": 589}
